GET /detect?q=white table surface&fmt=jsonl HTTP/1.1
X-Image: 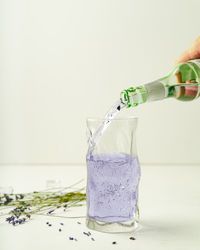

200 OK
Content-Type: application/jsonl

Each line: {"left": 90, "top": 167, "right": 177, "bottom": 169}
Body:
{"left": 0, "top": 164, "right": 200, "bottom": 250}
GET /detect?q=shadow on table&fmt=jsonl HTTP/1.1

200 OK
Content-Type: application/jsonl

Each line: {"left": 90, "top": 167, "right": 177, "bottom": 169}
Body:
{"left": 133, "top": 218, "right": 200, "bottom": 240}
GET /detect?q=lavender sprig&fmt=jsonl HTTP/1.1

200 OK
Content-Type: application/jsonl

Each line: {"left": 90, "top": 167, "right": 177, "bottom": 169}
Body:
{"left": 0, "top": 180, "right": 86, "bottom": 226}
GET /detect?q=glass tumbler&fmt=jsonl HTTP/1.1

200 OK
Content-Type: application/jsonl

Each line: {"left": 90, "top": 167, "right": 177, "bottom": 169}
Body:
{"left": 86, "top": 117, "right": 140, "bottom": 233}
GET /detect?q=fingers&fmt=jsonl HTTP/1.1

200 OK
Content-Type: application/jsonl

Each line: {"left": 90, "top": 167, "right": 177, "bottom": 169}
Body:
{"left": 175, "top": 36, "right": 200, "bottom": 65}
{"left": 174, "top": 50, "right": 191, "bottom": 65}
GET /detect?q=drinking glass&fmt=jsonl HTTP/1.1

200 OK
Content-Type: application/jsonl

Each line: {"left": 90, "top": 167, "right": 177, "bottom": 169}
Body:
{"left": 86, "top": 117, "right": 140, "bottom": 233}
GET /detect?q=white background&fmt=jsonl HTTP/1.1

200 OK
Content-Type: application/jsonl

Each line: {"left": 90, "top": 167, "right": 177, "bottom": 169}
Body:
{"left": 1, "top": 0, "right": 200, "bottom": 165}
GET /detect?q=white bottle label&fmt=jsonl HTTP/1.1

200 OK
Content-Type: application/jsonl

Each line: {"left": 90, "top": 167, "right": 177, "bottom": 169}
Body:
{"left": 189, "top": 59, "right": 200, "bottom": 69}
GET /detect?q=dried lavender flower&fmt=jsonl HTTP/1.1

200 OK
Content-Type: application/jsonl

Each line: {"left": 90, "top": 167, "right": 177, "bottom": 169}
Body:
{"left": 47, "top": 209, "right": 55, "bottom": 215}
{"left": 83, "top": 232, "right": 90, "bottom": 236}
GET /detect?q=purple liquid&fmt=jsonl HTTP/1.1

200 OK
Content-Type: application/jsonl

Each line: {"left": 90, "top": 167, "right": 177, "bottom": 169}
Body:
{"left": 87, "top": 153, "right": 140, "bottom": 222}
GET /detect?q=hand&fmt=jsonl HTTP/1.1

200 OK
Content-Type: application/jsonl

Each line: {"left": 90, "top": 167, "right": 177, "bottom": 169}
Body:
{"left": 175, "top": 36, "right": 200, "bottom": 64}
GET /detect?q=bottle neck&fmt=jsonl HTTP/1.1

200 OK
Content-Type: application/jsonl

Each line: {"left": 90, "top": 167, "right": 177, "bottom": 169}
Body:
{"left": 121, "top": 60, "right": 200, "bottom": 108}
{"left": 120, "top": 81, "right": 165, "bottom": 107}
{"left": 120, "top": 85, "right": 147, "bottom": 107}
{"left": 144, "top": 81, "right": 165, "bottom": 102}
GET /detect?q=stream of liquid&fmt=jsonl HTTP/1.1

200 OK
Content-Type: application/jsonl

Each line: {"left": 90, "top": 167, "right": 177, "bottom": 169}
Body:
{"left": 87, "top": 100, "right": 125, "bottom": 157}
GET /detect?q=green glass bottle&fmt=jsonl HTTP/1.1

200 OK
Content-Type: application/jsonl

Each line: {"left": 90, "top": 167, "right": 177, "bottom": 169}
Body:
{"left": 120, "top": 59, "right": 200, "bottom": 107}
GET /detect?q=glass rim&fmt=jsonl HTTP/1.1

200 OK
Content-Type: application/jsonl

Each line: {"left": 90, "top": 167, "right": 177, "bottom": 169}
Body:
{"left": 86, "top": 116, "right": 138, "bottom": 121}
